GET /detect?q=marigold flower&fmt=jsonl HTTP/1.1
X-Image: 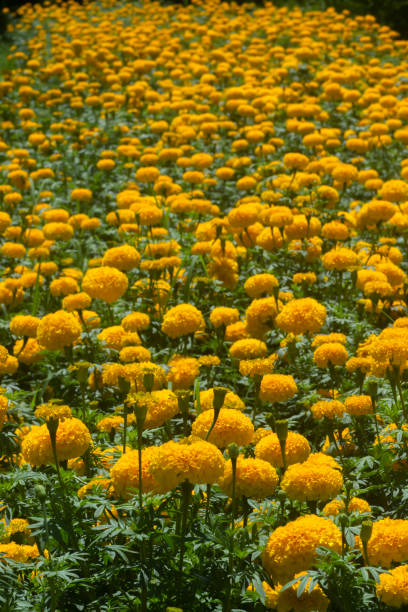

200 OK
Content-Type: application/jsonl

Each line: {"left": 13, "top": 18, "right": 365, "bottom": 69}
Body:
{"left": 191, "top": 408, "right": 254, "bottom": 448}
{"left": 195, "top": 388, "right": 245, "bottom": 412}
{"left": 9, "top": 314, "right": 40, "bottom": 337}
{"left": 259, "top": 374, "right": 297, "bottom": 403}
{"left": 111, "top": 447, "right": 164, "bottom": 498}
{"left": 255, "top": 431, "right": 310, "bottom": 468}
{"left": 229, "top": 338, "right": 268, "bottom": 360}
{"left": 322, "top": 248, "right": 359, "bottom": 271}
{"left": 362, "top": 518, "right": 408, "bottom": 567}
{"left": 376, "top": 565, "right": 408, "bottom": 608}
{"left": 209, "top": 307, "right": 240, "bottom": 328}
{"left": 262, "top": 514, "right": 342, "bottom": 583}
{"left": 244, "top": 273, "right": 279, "bottom": 298}
{"left": 265, "top": 572, "right": 329, "bottom": 612}
{"left": 344, "top": 395, "right": 372, "bottom": 416}
{"left": 102, "top": 245, "right": 140, "bottom": 271}
{"left": 218, "top": 456, "right": 278, "bottom": 499}
{"left": 161, "top": 303, "right": 204, "bottom": 339}
{"left": 275, "top": 298, "right": 326, "bottom": 335}
{"left": 281, "top": 458, "right": 343, "bottom": 502}
{"left": 22, "top": 418, "right": 91, "bottom": 466}
{"left": 37, "top": 310, "right": 81, "bottom": 351}
{"left": 310, "top": 400, "right": 344, "bottom": 419}
{"left": 313, "top": 342, "right": 348, "bottom": 368}
{"left": 82, "top": 266, "right": 128, "bottom": 303}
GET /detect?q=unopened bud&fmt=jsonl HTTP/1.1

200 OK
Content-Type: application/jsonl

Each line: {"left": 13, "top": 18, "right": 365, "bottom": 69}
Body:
{"left": 133, "top": 401, "right": 148, "bottom": 426}
{"left": 367, "top": 380, "right": 378, "bottom": 402}
{"left": 176, "top": 390, "right": 190, "bottom": 417}
{"left": 118, "top": 376, "right": 131, "bottom": 396}
{"left": 213, "top": 386, "right": 228, "bottom": 412}
{"left": 275, "top": 419, "right": 288, "bottom": 442}
{"left": 227, "top": 443, "right": 239, "bottom": 461}
{"left": 76, "top": 361, "right": 90, "bottom": 386}
{"left": 360, "top": 520, "right": 373, "bottom": 545}
{"left": 34, "top": 484, "right": 47, "bottom": 501}
{"left": 143, "top": 371, "right": 155, "bottom": 393}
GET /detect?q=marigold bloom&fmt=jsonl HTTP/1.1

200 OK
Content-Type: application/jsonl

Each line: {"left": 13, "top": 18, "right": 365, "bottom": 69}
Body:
{"left": 362, "top": 518, "right": 408, "bottom": 567}
{"left": 281, "top": 459, "right": 343, "bottom": 501}
{"left": 9, "top": 314, "right": 40, "bottom": 337}
{"left": 376, "top": 565, "right": 408, "bottom": 608}
{"left": 148, "top": 439, "right": 225, "bottom": 490}
{"left": 218, "top": 456, "right": 278, "bottom": 499}
{"left": 264, "top": 573, "right": 329, "bottom": 612}
{"left": 191, "top": 408, "right": 254, "bottom": 448}
{"left": 275, "top": 298, "right": 326, "bottom": 335}
{"left": 127, "top": 390, "right": 179, "bottom": 429}
{"left": 82, "top": 266, "right": 128, "bottom": 303}
{"left": 244, "top": 273, "right": 279, "bottom": 298}
{"left": 111, "top": 447, "right": 164, "bottom": 498}
{"left": 313, "top": 342, "right": 348, "bottom": 368}
{"left": 322, "top": 248, "right": 359, "bottom": 271}
{"left": 229, "top": 338, "right": 267, "bottom": 360}
{"left": 310, "top": 400, "right": 344, "bottom": 419}
{"left": 161, "top": 303, "right": 204, "bottom": 338}
{"left": 344, "top": 395, "right": 372, "bottom": 416}
{"left": 37, "top": 310, "right": 81, "bottom": 351}
{"left": 262, "top": 515, "right": 342, "bottom": 583}
{"left": 22, "top": 418, "right": 91, "bottom": 466}
{"left": 102, "top": 245, "right": 140, "bottom": 271}
{"left": 209, "top": 307, "right": 240, "bottom": 328}
{"left": 255, "top": 431, "right": 310, "bottom": 468}
{"left": 195, "top": 388, "right": 245, "bottom": 412}
{"left": 259, "top": 374, "right": 297, "bottom": 403}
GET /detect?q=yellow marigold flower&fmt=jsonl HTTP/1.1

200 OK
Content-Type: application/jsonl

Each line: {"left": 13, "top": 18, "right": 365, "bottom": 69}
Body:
{"left": 331, "top": 163, "right": 358, "bottom": 186}
{"left": 293, "top": 272, "right": 317, "bottom": 285}
{"left": 376, "top": 565, "right": 408, "bottom": 608}
{"left": 127, "top": 390, "right": 179, "bottom": 429}
{"left": 195, "top": 388, "right": 245, "bottom": 412}
{"left": 244, "top": 273, "right": 279, "bottom": 298}
{"left": 345, "top": 356, "right": 373, "bottom": 374}
{"left": 313, "top": 342, "right": 348, "bottom": 368}
{"left": 266, "top": 572, "right": 329, "bottom": 612}
{"left": 260, "top": 205, "right": 293, "bottom": 228}
{"left": 9, "top": 314, "right": 40, "bottom": 338}
{"left": 239, "top": 355, "right": 277, "bottom": 377}
{"left": 97, "top": 415, "right": 124, "bottom": 434}
{"left": 229, "top": 338, "right": 267, "bottom": 360}
{"left": 0, "top": 242, "right": 26, "bottom": 258}
{"left": 82, "top": 266, "right": 128, "bottom": 303}
{"left": 322, "top": 247, "right": 359, "bottom": 271}
{"left": 348, "top": 497, "right": 371, "bottom": 514}
{"left": 111, "top": 447, "right": 164, "bottom": 498}
{"left": 262, "top": 514, "right": 342, "bottom": 583}
{"left": 259, "top": 374, "right": 297, "bottom": 403}
{"left": 198, "top": 355, "right": 220, "bottom": 367}
{"left": 37, "top": 310, "right": 81, "bottom": 351}
{"left": 102, "top": 245, "right": 140, "bottom": 271}
{"left": 310, "top": 400, "right": 344, "bottom": 419}
{"left": 119, "top": 346, "right": 151, "bottom": 363}
{"left": 0, "top": 542, "right": 40, "bottom": 563}
{"left": 71, "top": 188, "right": 92, "bottom": 203}
{"left": 50, "top": 277, "right": 80, "bottom": 297}
{"left": 236, "top": 176, "right": 257, "bottom": 191}
{"left": 22, "top": 418, "right": 91, "bottom": 466}
{"left": 218, "top": 456, "right": 279, "bottom": 499}
{"left": 312, "top": 333, "right": 347, "bottom": 347}
{"left": 191, "top": 408, "right": 254, "bottom": 448}
{"left": 362, "top": 518, "right": 408, "bottom": 567}
{"left": 209, "top": 307, "right": 240, "bottom": 328}
{"left": 227, "top": 204, "right": 259, "bottom": 229}
{"left": 281, "top": 459, "right": 343, "bottom": 502}
{"left": 148, "top": 439, "right": 225, "bottom": 491}
{"left": 135, "top": 166, "right": 160, "bottom": 183}
{"left": 0, "top": 396, "right": 8, "bottom": 431}
{"left": 161, "top": 303, "right": 205, "bottom": 339}
{"left": 43, "top": 222, "right": 73, "bottom": 241}
{"left": 275, "top": 298, "right": 326, "bottom": 335}
{"left": 344, "top": 395, "right": 372, "bottom": 416}
{"left": 246, "top": 297, "right": 279, "bottom": 338}
{"left": 98, "top": 326, "right": 138, "bottom": 351}
{"left": 255, "top": 431, "right": 310, "bottom": 468}
{"left": 379, "top": 179, "right": 408, "bottom": 203}
{"left": 121, "top": 312, "right": 150, "bottom": 332}
{"left": 77, "top": 477, "right": 112, "bottom": 499}
{"left": 34, "top": 403, "right": 71, "bottom": 422}
{"left": 62, "top": 292, "right": 92, "bottom": 312}
{"left": 283, "top": 152, "right": 309, "bottom": 170}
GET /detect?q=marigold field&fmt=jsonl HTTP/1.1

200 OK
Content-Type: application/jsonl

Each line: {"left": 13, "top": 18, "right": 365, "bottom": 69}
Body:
{"left": 1, "top": 0, "right": 408, "bottom": 610}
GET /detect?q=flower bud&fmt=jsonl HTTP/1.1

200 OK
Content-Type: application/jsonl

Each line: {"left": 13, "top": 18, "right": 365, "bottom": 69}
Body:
{"left": 34, "top": 484, "right": 47, "bottom": 501}
{"left": 227, "top": 442, "right": 239, "bottom": 460}
{"left": 118, "top": 376, "right": 131, "bottom": 396}
{"left": 275, "top": 419, "right": 288, "bottom": 442}
{"left": 360, "top": 520, "right": 373, "bottom": 545}
{"left": 143, "top": 371, "right": 155, "bottom": 393}
{"left": 213, "top": 386, "right": 228, "bottom": 412}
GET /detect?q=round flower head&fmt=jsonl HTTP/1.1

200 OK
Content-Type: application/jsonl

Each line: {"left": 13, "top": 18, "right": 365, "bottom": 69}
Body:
{"left": 229, "top": 338, "right": 267, "bottom": 360}
{"left": 62, "top": 292, "right": 92, "bottom": 312}
{"left": 259, "top": 374, "right": 297, "bottom": 403}
{"left": 121, "top": 311, "right": 150, "bottom": 332}
{"left": 148, "top": 439, "right": 224, "bottom": 491}
{"left": 218, "top": 456, "right": 278, "bottom": 499}
{"left": 34, "top": 403, "right": 72, "bottom": 422}
{"left": 37, "top": 310, "right": 81, "bottom": 351}
{"left": 362, "top": 518, "right": 408, "bottom": 567}
{"left": 161, "top": 303, "right": 204, "bottom": 338}
{"left": 246, "top": 297, "right": 279, "bottom": 338}
{"left": 209, "top": 307, "right": 240, "bottom": 328}
{"left": 281, "top": 459, "right": 343, "bottom": 501}
{"left": 310, "top": 400, "right": 344, "bottom": 419}
{"left": 127, "top": 390, "right": 179, "bottom": 429}
{"left": 379, "top": 179, "right": 408, "bottom": 202}
{"left": 191, "top": 408, "right": 254, "bottom": 448}
{"left": 313, "top": 342, "right": 348, "bottom": 368}
{"left": 262, "top": 514, "right": 342, "bottom": 583}
{"left": 239, "top": 355, "right": 277, "bottom": 377}
{"left": 344, "top": 395, "right": 372, "bottom": 416}
{"left": 9, "top": 315, "right": 40, "bottom": 338}
{"left": 102, "top": 245, "right": 140, "bottom": 271}
{"left": 196, "top": 388, "right": 245, "bottom": 412}
{"left": 82, "top": 266, "right": 128, "bottom": 303}
{"left": 0, "top": 543, "right": 40, "bottom": 563}
{"left": 244, "top": 273, "right": 279, "bottom": 298}
{"left": 376, "top": 565, "right": 408, "bottom": 608}
{"left": 22, "top": 418, "right": 91, "bottom": 466}
{"left": 110, "top": 447, "right": 164, "bottom": 498}
{"left": 266, "top": 572, "right": 329, "bottom": 612}
{"left": 275, "top": 298, "right": 326, "bottom": 335}
{"left": 322, "top": 248, "right": 359, "bottom": 271}
{"left": 255, "top": 431, "right": 310, "bottom": 468}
